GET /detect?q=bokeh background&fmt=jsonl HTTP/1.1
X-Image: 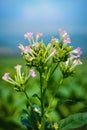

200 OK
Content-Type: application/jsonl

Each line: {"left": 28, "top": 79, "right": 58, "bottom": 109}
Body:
{"left": 0, "top": 0, "right": 87, "bottom": 130}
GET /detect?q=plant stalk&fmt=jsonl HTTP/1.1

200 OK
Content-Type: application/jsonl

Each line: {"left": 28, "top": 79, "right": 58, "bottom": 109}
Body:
{"left": 40, "top": 72, "right": 44, "bottom": 118}
{"left": 23, "top": 90, "right": 31, "bottom": 106}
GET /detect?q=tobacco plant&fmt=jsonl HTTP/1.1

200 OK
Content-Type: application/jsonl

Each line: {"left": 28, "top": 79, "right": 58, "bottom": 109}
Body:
{"left": 3, "top": 29, "right": 87, "bottom": 130}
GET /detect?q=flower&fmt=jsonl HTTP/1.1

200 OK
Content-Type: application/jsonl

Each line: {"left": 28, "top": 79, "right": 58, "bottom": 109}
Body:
{"left": 52, "top": 48, "right": 57, "bottom": 53}
{"left": 33, "top": 107, "right": 41, "bottom": 114}
{"left": 29, "top": 69, "right": 36, "bottom": 77}
{"left": 76, "top": 47, "right": 82, "bottom": 55}
{"left": 36, "top": 32, "right": 43, "bottom": 37}
{"left": 32, "top": 43, "right": 40, "bottom": 51}
{"left": 70, "top": 47, "right": 82, "bottom": 57}
{"left": 63, "top": 35, "right": 71, "bottom": 43}
{"left": 2, "top": 73, "right": 9, "bottom": 80}
{"left": 14, "top": 64, "right": 22, "bottom": 70}
{"left": 2, "top": 72, "right": 17, "bottom": 85}
{"left": 51, "top": 38, "right": 59, "bottom": 43}
{"left": 77, "top": 59, "right": 83, "bottom": 65}
{"left": 68, "top": 59, "right": 82, "bottom": 72}
{"left": 18, "top": 44, "right": 33, "bottom": 55}
{"left": 69, "top": 54, "right": 79, "bottom": 59}
{"left": 24, "top": 32, "right": 33, "bottom": 39}
{"left": 23, "top": 46, "right": 31, "bottom": 54}
{"left": 14, "top": 65, "right": 22, "bottom": 81}
{"left": 36, "top": 32, "right": 43, "bottom": 42}
{"left": 58, "top": 29, "right": 67, "bottom": 37}
{"left": 18, "top": 44, "right": 24, "bottom": 51}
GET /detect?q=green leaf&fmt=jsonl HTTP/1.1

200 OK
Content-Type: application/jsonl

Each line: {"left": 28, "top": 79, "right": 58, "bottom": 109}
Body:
{"left": 22, "top": 109, "right": 29, "bottom": 114}
{"left": 21, "top": 117, "right": 32, "bottom": 129}
{"left": 57, "top": 98, "right": 73, "bottom": 106}
{"left": 59, "top": 112, "right": 87, "bottom": 130}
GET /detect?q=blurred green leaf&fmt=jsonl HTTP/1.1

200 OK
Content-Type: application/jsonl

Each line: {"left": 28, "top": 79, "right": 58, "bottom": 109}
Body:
{"left": 59, "top": 112, "right": 87, "bottom": 130}
{"left": 57, "top": 98, "right": 73, "bottom": 106}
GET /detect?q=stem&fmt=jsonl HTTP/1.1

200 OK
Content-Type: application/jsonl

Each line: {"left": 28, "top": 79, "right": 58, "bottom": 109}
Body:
{"left": 23, "top": 90, "right": 31, "bottom": 106}
{"left": 40, "top": 72, "right": 44, "bottom": 118}
{"left": 39, "top": 72, "right": 48, "bottom": 130}
{"left": 46, "top": 78, "right": 64, "bottom": 114}
{"left": 24, "top": 90, "right": 29, "bottom": 99}
{"left": 49, "top": 63, "right": 58, "bottom": 80}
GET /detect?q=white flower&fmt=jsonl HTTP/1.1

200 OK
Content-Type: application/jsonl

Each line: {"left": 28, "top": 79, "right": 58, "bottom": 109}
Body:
{"left": 18, "top": 44, "right": 24, "bottom": 51}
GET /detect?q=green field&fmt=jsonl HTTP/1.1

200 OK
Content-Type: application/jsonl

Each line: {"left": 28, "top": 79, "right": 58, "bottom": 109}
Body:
{"left": 0, "top": 56, "right": 87, "bottom": 130}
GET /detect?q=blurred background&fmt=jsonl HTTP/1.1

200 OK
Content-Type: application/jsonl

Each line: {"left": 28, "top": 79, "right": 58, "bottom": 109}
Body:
{"left": 0, "top": 0, "right": 87, "bottom": 129}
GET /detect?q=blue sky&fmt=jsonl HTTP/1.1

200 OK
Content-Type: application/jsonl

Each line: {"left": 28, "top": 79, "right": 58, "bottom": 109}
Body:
{"left": 0, "top": 0, "right": 87, "bottom": 55}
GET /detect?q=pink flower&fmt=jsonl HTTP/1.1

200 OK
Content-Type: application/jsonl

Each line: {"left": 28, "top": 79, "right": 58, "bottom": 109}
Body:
{"left": 69, "top": 54, "right": 80, "bottom": 60}
{"left": 71, "top": 47, "right": 82, "bottom": 57}
{"left": 36, "top": 32, "right": 43, "bottom": 37}
{"left": 64, "top": 36, "right": 71, "bottom": 43}
{"left": 52, "top": 48, "right": 57, "bottom": 53}
{"left": 23, "top": 46, "right": 31, "bottom": 54}
{"left": 2, "top": 73, "right": 9, "bottom": 80}
{"left": 77, "top": 59, "right": 83, "bottom": 65}
{"left": 29, "top": 69, "right": 36, "bottom": 77}
{"left": 76, "top": 47, "right": 82, "bottom": 55}
{"left": 73, "top": 59, "right": 82, "bottom": 66}
{"left": 58, "top": 28, "right": 63, "bottom": 33}
{"left": 58, "top": 29, "right": 67, "bottom": 37}
{"left": 24, "top": 32, "right": 33, "bottom": 38}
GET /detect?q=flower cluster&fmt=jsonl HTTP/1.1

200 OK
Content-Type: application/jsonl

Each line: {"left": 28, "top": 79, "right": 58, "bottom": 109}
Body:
{"left": 2, "top": 65, "right": 36, "bottom": 91}
{"left": 18, "top": 29, "right": 82, "bottom": 79}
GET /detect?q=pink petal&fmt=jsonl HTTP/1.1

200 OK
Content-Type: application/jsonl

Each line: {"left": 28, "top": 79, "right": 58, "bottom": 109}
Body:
{"left": 2, "top": 73, "right": 9, "bottom": 80}
{"left": 77, "top": 59, "right": 83, "bottom": 65}
{"left": 24, "top": 32, "right": 33, "bottom": 38}
{"left": 29, "top": 69, "right": 36, "bottom": 77}
{"left": 36, "top": 32, "right": 43, "bottom": 37}
{"left": 23, "top": 46, "right": 31, "bottom": 54}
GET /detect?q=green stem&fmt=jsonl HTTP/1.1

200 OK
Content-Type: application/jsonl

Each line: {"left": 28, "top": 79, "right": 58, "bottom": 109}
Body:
{"left": 46, "top": 78, "right": 64, "bottom": 114}
{"left": 40, "top": 72, "right": 44, "bottom": 118}
{"left": 39, "top": 72, "right": 49, "bottom": 130}
{"left": 23, "top": 90, "right": 31, "bottom": 106}
{"left": 23, "top": 90, "right": 29, "bottom": 99}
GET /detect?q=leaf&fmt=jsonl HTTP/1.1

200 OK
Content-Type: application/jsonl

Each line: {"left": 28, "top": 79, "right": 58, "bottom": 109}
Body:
{"left": 57, "top": 98, "right": 73, "bottom": 106}
{"left": 22, "top": 109, "right": 29, "bottom": 114}
{"left": 59, "top": 112, "right": 87, "bottom": 130}
{"left": 32, "top": 93, "right": 41, "bottom": 101}
{"left": 21, "top": 117, "right": 32, "bottom": 129}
